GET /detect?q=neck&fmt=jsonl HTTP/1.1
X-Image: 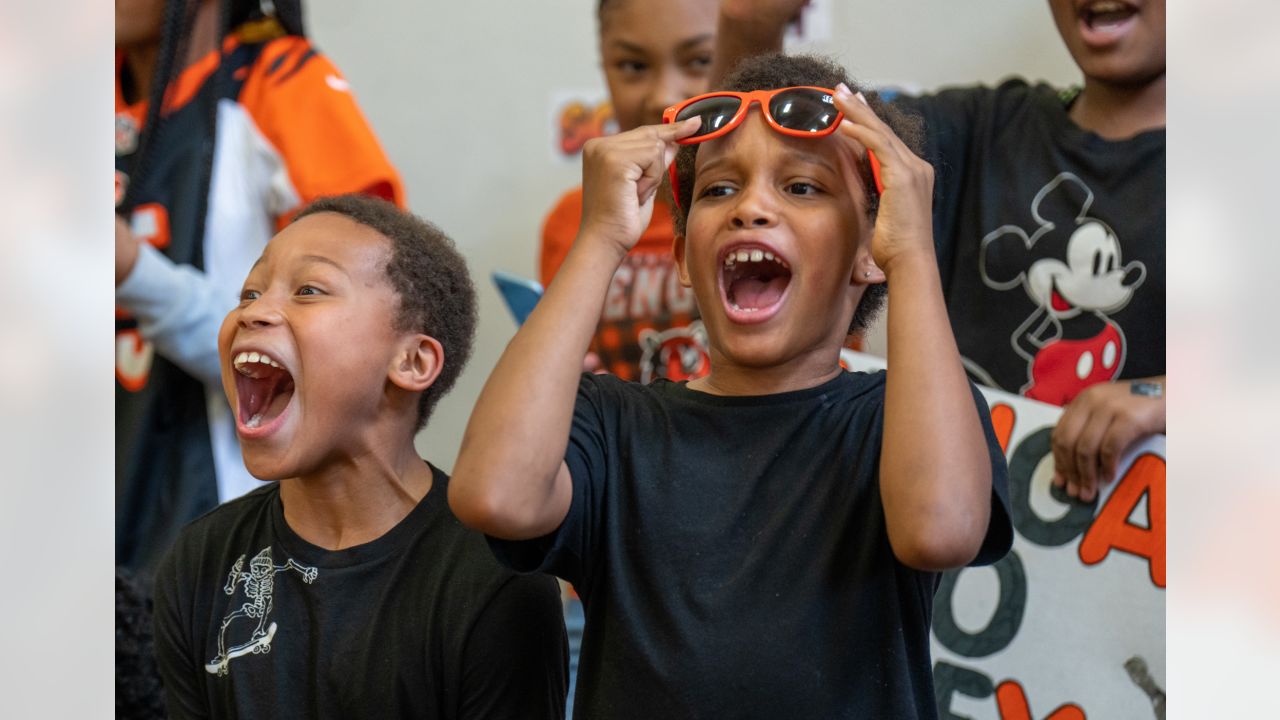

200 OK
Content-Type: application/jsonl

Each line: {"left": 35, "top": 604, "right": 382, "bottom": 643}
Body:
{"left": 689, "top": 349, "right": 843, "bottom": 397}
{"left": 1069, "top": 73, "right": 1166, "bottom": 140}
{"left": 119, "top": 0, "right": 222, "bottom": 106}
{"left": 122, "top": 44, "right": 160, "bottom": 105}
{"left": 279, "top": 429, "right": 432, "bottom": 551}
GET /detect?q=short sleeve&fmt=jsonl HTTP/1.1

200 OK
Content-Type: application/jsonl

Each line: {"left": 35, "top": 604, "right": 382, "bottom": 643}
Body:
{"left": 457, "top": 574, "right": 569, "bottom": 720}
{"left": 538, "top": 189, "right": 583, "bottom": 287}
{"left": 487, "top": 373, "right": 610, "bottom": 592}
{"left": 152, "top": 545, "right": 211, "bottom": 720}
{"left": 967, "top": 380, "right": 1014, "bottom": 566}
{"left": 239, "top": 37, "right": 405, "bottom": 214}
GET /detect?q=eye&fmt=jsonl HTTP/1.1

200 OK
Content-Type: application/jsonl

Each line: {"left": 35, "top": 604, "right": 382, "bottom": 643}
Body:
{"left": 296, "top": 285, "right": 324, "bottom": 297}
{"left": 785, "top": 181, "right": 820, "bottom": 196}
{"left": 239, "top": 288, "right": 260, "bottom": 303}
{"left": 699, "top": 183, "right": 735, "bottom": 199}
{"left": 616, "top": 59, "right": 647, "bottom": 77}
{"left": 685, "top": 54, "right": 713, "bottom": 73}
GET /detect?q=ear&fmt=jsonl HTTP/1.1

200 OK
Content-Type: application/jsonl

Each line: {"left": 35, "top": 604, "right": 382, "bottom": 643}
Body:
{"left": 673, "top": 233, "right": 692, "bottom": 287}
{"left": 387, "top": 334, "right": 444, "bottom": 393}
{"left": 850, "top": 248, "right": 886, "bottom": 286}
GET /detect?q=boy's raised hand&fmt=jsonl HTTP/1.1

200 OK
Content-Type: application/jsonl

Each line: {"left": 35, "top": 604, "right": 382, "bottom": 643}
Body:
{"left": 578, "top": 118, "right": 701, "bottom": 259}
{"left": 831, "top": 83, "right": 935, "bottom": 276}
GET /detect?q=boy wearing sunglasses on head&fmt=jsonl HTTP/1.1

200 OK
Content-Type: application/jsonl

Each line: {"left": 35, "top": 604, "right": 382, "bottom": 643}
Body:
{"left": 451, "top": 54, "right": 1012, "bottom": 718}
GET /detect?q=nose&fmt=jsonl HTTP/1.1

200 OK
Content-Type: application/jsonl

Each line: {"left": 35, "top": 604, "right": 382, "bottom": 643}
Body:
{"left": 730, "top": 182, "right": 779, "bottom": 229}
{"left": 236, "top": 291, "right": 284, "bottom": 330}
{"left": 644, "top": 66, "right": 693, "bottom": 125}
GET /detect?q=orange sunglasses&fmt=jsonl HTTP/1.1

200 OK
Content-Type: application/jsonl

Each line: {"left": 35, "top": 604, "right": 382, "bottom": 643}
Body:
{"left": 662, "top": 86, "right": 884, "bottom": 210}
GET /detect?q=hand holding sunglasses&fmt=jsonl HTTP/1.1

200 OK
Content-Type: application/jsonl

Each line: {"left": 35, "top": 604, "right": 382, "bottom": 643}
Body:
{"left": 827, "top": 82, "right": 937, "bottom": 278}
{"left": 578, "top": 117, "right": 702, "bottom": 259}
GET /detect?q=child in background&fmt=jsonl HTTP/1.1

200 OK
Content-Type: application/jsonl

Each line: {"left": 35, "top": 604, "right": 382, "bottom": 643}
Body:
{"left": 452, "top": 54, "right": 1012, "bottom": 718}
{"left": 710, "top": 0, "right": 1166, "bottom": 504}
{"left": 539, "top": 0, "right": 719, "bottom": 382}
{"left": 153, "top": 195, "right": 566, "bottom": 719}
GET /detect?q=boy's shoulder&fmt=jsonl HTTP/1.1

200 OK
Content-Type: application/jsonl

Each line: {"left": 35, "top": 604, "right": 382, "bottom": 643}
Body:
{"left": 158, "top": 483, "right": 280, "bottom": 573}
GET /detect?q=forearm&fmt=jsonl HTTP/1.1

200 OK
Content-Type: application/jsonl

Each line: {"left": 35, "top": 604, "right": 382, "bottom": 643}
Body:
{"left": 116, "top": 244, "right": 227, "bottom": 386}
{"left": 879, "top": 253, "right": 992, "bottom": 570}
{"left": 710, "top": 0, "right": 791, "bottom": 83}
{"left": 450, "top": 236, "right": 625, "bottom": 538}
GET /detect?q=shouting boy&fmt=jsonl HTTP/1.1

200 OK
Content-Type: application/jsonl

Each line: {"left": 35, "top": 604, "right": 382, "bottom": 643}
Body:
{"left": 153, "top": 195, "right": 567, "bottom": 719}
{"left": 451, "top": 55, "right": 1013, "bottom": 717}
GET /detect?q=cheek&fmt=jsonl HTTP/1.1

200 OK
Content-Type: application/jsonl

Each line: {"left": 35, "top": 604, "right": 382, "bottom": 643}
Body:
{"left": 217, "top": 312, "right": 237, "bottom": 359}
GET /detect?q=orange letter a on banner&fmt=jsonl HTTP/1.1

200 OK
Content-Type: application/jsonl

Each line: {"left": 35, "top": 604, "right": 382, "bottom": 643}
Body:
{"left": 1078, "top": 453, "right": 1166, "bottom": 588}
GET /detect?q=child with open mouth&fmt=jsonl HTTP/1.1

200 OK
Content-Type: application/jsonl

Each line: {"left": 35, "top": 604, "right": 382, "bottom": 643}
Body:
{"left": 452, "top": 54, "right": 1013, "bottom": 718}
{"left": 153, "top": 195, "right": 567, "bottom": 719}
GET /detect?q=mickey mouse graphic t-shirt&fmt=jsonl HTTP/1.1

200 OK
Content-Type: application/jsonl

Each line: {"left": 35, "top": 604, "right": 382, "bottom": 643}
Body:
{"left": 895, "top": 80, "right": 1165, "bottom": 404}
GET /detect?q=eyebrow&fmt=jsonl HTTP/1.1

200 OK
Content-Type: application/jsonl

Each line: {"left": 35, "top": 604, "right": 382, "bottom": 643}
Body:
{"left": 610, "top": 34, "right": 714, "bottom": 54}
{"left": 698, "top": 147, "right": 838, "bottom": 179}
{"left": 298, "top": 254, "right": 348, "bottom": 274}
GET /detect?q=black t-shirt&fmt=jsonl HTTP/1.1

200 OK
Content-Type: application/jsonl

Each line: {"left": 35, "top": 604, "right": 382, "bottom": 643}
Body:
{"left": 896, "top": 79, "right": 1165, "bottom": 404}
{"left": 154, "top": 465, "right": 567, "bottom": 719}
{"left": 491, "top": 372, "right": 1012, "bottom": 719}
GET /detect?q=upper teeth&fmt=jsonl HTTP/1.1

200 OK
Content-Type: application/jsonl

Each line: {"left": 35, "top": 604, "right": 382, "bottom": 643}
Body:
{"left": 724, "top": 248, "right": 789, "bottom": 269}
{"left": 1086, "top": 1, "right": 1128, "bottom": 15}
{"left": 233, "top": 351, "right": 282, "bottom": 374}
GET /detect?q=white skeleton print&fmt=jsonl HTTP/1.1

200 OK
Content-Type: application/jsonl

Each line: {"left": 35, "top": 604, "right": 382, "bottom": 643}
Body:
{"left": 205, "top": 546, "right": 317, "bottom": 676}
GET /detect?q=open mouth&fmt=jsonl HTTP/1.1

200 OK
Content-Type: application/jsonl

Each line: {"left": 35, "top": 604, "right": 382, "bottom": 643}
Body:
{"left": 719, "top": 245, "right": 792, "bottom": 323}
{"left": 1080, "top": 1, "right": 1137, "bottom": 39}
{"left": 233, "top": 350, "right": 295, "bottom": 434}
{"left": 1049, "top": 279, "right": 1073, "bottom": 312}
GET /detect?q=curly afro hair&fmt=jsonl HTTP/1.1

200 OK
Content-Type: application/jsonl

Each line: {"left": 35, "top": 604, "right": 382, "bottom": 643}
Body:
{"left": 294, "top": 195, "right": 477, "bottom": 430}
{"left": 670, "top": 53, "right": 926, "bottom": 335}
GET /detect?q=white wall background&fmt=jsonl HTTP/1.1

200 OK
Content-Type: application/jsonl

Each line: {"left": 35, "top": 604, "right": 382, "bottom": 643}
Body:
{"left": 304, "top": 0, "right": 1080, "bottom": 471}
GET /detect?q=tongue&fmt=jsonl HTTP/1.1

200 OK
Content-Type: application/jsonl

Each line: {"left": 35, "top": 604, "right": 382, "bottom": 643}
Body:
{"left": 240, "top": 372, "right": 294, "bottom": 427}
{"left": 731, "top": 276, "right": 787, "bottom": 309}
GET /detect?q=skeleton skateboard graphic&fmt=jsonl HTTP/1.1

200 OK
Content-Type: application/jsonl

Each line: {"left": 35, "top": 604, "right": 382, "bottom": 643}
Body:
{"left": 205, "top": 546, "right": 317, "bottom": 676}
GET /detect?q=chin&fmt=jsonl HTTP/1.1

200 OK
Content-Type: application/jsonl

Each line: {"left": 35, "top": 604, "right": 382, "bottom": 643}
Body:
{"left": 240, "top": 453, "right": 300, "bottom": 483}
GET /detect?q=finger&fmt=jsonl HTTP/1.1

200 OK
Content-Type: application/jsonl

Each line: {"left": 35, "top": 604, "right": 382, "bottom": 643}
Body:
{"left": 1051, "top": 406, "right": 1091, "bottom": 497}
{"left": 654, "top": 116, "right": 703, "bottom": 143}
{"left": 1072, "top": 409, "right": 1114, "bottom": 501}
{"left": 833, "top": 84, "right": 909, "bottom": 156}
{"left": 1097, "top": 413, "right": 1144, "bottom": 485}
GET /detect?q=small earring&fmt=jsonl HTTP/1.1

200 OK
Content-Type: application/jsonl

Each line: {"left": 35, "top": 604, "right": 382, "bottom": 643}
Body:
{"left": 863, "top": 270, "right": 871, "bottom": 279}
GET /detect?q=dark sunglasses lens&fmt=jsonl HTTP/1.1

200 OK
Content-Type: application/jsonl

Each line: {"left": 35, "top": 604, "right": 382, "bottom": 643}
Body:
{"left": 770, "top": 89, "right": 838, "bottom": 132}
{"left": 676, "top": 96, "right": 743, "bottom": 138}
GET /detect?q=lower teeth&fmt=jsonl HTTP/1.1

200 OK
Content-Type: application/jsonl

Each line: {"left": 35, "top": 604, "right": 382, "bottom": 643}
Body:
{"left": 246, "top": 413, "right": 263, "bottom": 429}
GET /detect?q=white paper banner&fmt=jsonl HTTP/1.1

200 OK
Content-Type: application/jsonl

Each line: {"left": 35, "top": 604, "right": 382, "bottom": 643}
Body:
{"left": 840, "top": 350, "right": 1166, "bottom": 720}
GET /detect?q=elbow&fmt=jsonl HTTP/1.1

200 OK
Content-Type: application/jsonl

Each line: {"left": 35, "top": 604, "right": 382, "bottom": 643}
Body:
{"left": 447, "top": 475, "right": 506, "bottom": 535}
{"left": 890, "top": 532, "right": 982, "bottom": 572}
{"left": 447, "top": 471, "right": 561, "bottom": 541}
{"left": 887, "top": 506, "right": 989, "bottom": 572}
